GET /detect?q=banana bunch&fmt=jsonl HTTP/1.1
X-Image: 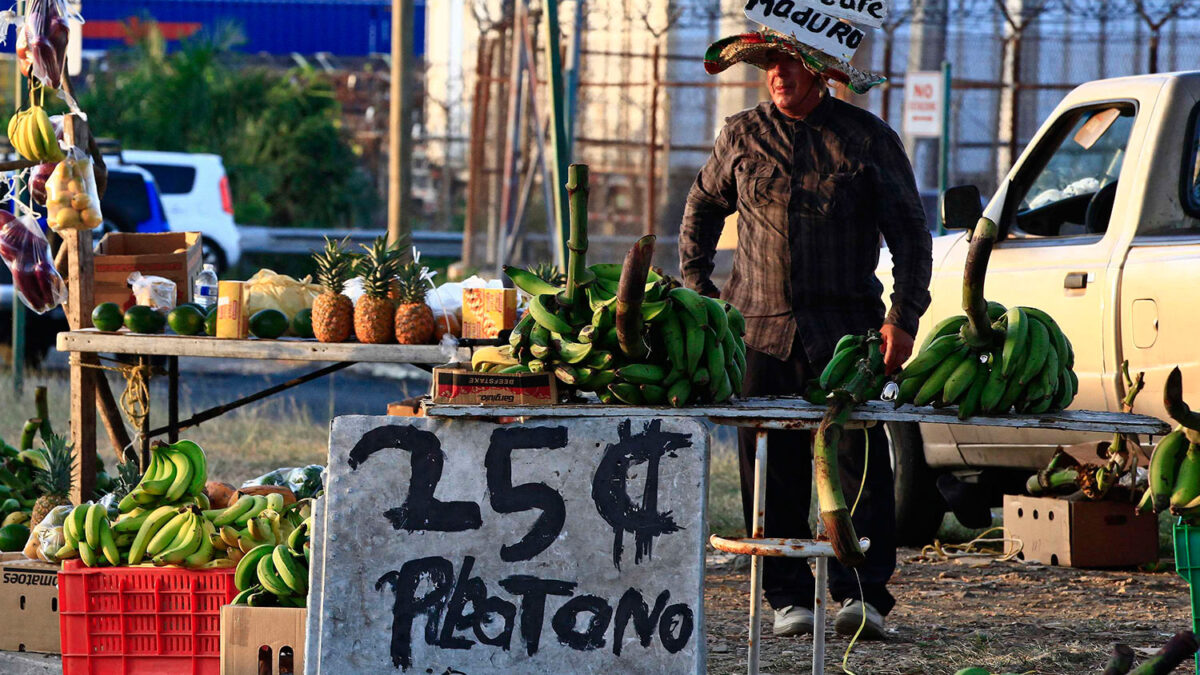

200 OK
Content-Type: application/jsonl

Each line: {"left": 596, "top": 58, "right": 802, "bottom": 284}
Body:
{"left": 116, "top": 441, "right": 209, "bottom": 513}
{"left": 893, "top": 302, "right": 1077, "bottom": 419}
{"left": 7, "top": 106, "right": 63, "bottom": 163}
{"left": 806, "top": 332, "right": 887, "bottom": 403}
{"left": 58, "top": 490, "right": 313, "bottom": 570}
{"left": 231, "top": 514, "right": 311, "bottom": 608}
{"left": 502, "top": 261, "right": 747, "bottom": 407}
{"left": 1145, "top": 368, "right": 1200, "bottom": 522}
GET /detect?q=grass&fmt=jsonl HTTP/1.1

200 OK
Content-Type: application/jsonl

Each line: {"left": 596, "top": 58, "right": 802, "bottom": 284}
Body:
{"left": 0, "top": 369, "right": 328, "bottom": 486}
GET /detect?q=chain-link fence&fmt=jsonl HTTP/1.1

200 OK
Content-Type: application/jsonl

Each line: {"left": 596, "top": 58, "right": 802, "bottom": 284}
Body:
{"left": 418, "top": 0, "right": 1200, "bottom": 272}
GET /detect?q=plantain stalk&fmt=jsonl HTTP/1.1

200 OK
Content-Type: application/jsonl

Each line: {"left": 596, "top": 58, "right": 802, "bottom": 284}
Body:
{"left": 1164, "top": 367, "right": 1200, "bottom": 443}
{"left": 20, "top": 418, "right": 41, "bottom": 451}
{"left": 814, "top": 399, "right": 866, "bottom": 567}
{"left": 34, "top": 386, "right": 52, "bottom": 440}
{"left": 1025, "top": 467, "right": 1080, "bottom": 496}
{"left": 1102, "top": 644, "right": 1135, "bottom": 675}
{"left": 1128, "top": 631, "right": 1199, "bottom": 675}
{"left": 961, "top": 217, "right": 998, "bottom": 349}
{"left": 615, "top": 235, "right": 655, "bottom": 360}
{"left": 564, "top": 164, "right": 589, "bottom": 304}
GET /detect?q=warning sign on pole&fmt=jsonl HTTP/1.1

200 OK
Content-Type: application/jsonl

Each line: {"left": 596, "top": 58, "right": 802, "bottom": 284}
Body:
{"left": 902, "top": 71, "right": 944, "bottom": 138}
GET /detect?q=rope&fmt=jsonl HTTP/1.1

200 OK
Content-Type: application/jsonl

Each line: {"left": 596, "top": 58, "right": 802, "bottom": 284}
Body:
{"left": 70, "top": 354, "right": 161, "bottom": 449}
{"left": 841, "top": 428, "right": 870, "bottom": 675}
{"left": 917, "top": 526, "right": 1024, "bottom": 563}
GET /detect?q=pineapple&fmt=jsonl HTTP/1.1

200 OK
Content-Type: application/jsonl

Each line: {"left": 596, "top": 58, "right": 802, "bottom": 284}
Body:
{"left": 354, "top": 237, "right": 399, "bottom": 344}
{"left": 393, "top": 260, "right": 435, "bottom": 344}
{"left": 312, "top": 237, "right": 356, "bottom": 343}
{"left": 30, "top": 433, "right": 74, "bottom": 529}
{"left": 529, "top": 263, "right": 565, "bottom": 287}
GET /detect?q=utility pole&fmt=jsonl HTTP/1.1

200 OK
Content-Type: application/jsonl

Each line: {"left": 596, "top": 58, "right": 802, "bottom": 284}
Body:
{"left": 388, "top": 0, "right": 415, "bottom": 259}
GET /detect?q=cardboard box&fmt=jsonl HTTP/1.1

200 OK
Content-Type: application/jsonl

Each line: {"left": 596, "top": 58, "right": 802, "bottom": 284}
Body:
{"left": 220, "top": 605, "right": 305, "bottom": 675}
{"left": 93, "top": 231, "right": 202, "bottom": 310}
{"left": 462, "top": 287, "right": 517, "bottom": 339}
{"left": 0, "top": 554, "right": 60, "bottom": 654}
{"left": 1003, "top": 494, "right": 1158, "bottom": 568}
{"left": 216, "top": 280, "right": 249, "bottom": 338}
{"left": 431, "top": 363, "right": 557, "bottom": 406}
{"left": 387, "top": 399, "right": 424, "bottom": 417}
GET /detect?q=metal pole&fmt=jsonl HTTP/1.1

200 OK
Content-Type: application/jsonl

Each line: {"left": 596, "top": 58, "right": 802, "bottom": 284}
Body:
{"left": 644, "top": 42, "right": 661, "bottom": 238}
{"left": 543, "top": 0, "right": 571, "bottom": 269}
{"left": 937, "top": 60, "right": 951, "bottom": 236}
{"left": 747, "top": 430, "right": 768, "bottom": 675}
{"left": 11, "top": 0, "right": 24, "bottom": 394}
{"left": 388, "top": 0, "right": 415, "bottom": 258}
{"left": 497, "top": 1, "right": 527, "bottom": 273}
{"left": 564, "top": 0, "right": 584, "bottom": 149}
{"left": 813, "top": 556, "right": 828, "bottom": 673}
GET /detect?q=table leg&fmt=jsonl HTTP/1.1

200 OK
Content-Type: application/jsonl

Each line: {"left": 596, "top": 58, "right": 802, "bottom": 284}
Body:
{"left": 69, "top": 353, "right": 97, "bottom": 504}
{"left": 813, "top": 556, "right": 828, "bottom": 674}
{"left": 139, "top": 355, "right": 151, "bottom": 469}
{"left": 167, "top": 356, "right": 179, "bottom": 443}
{"left": 747, "top": 430, "right": 767, "bottom": 675}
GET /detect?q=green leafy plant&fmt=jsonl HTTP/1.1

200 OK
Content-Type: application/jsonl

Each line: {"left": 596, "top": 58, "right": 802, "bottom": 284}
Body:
{"left": 76, "top": 23, "right": 377, "bottom": 229}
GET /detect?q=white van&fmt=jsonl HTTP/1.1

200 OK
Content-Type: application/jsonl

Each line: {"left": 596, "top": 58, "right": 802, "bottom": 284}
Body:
{"left": 121, "top": 150, "right": 242, "bottom": 272}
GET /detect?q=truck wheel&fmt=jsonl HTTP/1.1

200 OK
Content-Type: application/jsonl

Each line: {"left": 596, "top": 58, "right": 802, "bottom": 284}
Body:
{"left": 886, "top": 422, "right": 946, "bottom": 546}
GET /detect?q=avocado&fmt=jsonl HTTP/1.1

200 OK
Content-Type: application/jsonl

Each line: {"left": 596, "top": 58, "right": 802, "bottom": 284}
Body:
{"left": 249, "top": 309, "right": 289, "bottom": 339}
{"left": 123, "top": 305, "right": 166, "bottom": 334}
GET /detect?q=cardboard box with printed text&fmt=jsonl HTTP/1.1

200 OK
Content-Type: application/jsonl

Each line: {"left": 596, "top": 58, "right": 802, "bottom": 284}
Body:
{"left": 0, "top": 553, "right": 60, "bottom": 653}
{"left": 461, "top": 287, "right": 517, "bottom": 338}
{"left": 430, "top": 363, "right": 557, "bottom": 406}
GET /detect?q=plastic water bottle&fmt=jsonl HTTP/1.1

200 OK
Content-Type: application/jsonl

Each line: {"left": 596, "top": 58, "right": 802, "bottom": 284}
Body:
{"left": 193, "top": 263, "right": 218, "bottom": 311}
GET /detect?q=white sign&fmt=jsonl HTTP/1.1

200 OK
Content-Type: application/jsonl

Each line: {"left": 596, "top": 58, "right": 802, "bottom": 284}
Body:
{"left": 903, "top": 70, "right": 945, "bottom": 138}
{"left": 747, "top": 0, "right": 887, "bottom": 29}
{"left": 308, "top": 415, "right": 709, "bottom": 674}
{"left": 744, "top": 0, "right": 865, "bottom": 63}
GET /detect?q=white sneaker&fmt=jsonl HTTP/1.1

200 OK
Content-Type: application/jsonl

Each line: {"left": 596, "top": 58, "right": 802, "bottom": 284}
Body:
{"left": 772, "top": 605, "right": 814, "bottom": 636}
{"left": 833, "top": 599, "right": 886, "bottom": 640}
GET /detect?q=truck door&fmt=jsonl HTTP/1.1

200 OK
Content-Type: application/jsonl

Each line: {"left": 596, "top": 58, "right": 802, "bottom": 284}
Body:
{"left": 1116, "top": 85, "right": 1200, "bottom": 422}
{"left": 948, "top": 103, "right": 1138, "bottom": 462}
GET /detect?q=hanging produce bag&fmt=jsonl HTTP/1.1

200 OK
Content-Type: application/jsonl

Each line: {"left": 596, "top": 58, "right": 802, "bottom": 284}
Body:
{"left": 46, "top": 146, "right": 103, "bottom": 232}
{"left": 0, "top": 211, "right": 66, "bottom": 313}
{"left": 20, "top": 0, "right": 72, "bottom": 90}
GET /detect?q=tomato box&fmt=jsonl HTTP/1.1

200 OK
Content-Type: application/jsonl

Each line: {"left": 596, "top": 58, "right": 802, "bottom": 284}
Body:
{"left": 0, "top": 553, "right": 60, "bottom": 654}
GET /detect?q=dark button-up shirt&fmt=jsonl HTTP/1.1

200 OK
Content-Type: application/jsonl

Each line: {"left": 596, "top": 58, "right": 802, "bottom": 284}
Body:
{"left": 679, "top": 96, "right": 933, "bottom": 365}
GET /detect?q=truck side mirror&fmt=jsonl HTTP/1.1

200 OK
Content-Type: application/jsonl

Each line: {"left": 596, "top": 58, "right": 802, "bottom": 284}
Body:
{"left": 941, "top": 185, "right": 983, "bottom": 231}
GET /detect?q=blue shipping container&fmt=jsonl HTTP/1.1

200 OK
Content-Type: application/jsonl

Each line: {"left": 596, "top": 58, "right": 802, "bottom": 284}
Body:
{"left": 77, "top": 0, "right": 424, "bottom": 57}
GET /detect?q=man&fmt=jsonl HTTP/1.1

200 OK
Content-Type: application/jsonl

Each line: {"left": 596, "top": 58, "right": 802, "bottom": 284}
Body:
{"left": 680, "top": 32, "right": 932, "bottom": 639}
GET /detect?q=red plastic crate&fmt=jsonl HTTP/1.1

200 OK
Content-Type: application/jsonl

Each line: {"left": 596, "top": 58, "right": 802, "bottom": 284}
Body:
{"left": 58, "top": 559, "right": 238, "bottom": 675}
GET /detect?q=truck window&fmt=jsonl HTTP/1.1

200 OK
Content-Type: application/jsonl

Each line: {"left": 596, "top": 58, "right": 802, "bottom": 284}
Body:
{"left": 101, "top": 172, "right": 152, "bottom": 232}
{"left": 1007, "top": 104, "right": 1135, "bottom": 240}
{"left": 1172, "top": 106, "right": 1200, "bottom": 235}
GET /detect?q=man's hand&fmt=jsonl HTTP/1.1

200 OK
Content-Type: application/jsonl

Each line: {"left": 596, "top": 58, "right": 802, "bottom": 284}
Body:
{"left": 879, "top": 324, "right": 914, "bottom": 375}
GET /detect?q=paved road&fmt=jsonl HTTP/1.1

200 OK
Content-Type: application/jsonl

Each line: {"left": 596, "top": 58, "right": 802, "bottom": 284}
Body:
{"left": 41, "top": 350, "right": 433, "bottom": 420}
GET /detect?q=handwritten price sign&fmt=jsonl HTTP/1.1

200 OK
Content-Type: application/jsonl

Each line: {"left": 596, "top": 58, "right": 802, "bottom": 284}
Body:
{"left": 308, "top": 416, "right": 709, "bottom": 674}
{"left": 744, "top": 0, "right": 889, "bottom": 62}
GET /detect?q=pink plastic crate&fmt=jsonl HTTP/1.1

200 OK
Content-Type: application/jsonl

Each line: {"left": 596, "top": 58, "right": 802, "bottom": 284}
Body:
{"left": 58, "top": 559, "right": 237, "bottom": 675}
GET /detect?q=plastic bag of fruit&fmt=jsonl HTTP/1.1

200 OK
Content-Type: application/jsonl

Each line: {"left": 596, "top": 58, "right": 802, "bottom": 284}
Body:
{"left": 0, "top": 210, "right": 66, "bottom": 313}
{"left": 23, "top": 504, "right": 70, "bottom": 563}
{"left": 245, "top": 268, "right": 320, "bottom": 320}
{"left": 20, "top": 0, "right": 74, "bottom": 90}
{"left": 242, "top": 464, "right": 325, "bottom": 500}
{"left": 46, "top": 146, "right": 103, "bottom": 232}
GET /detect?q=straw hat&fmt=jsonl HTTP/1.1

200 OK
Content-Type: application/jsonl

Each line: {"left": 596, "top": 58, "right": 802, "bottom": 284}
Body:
{"left": 703, "top": 29, "right": 886, "bottom": 94}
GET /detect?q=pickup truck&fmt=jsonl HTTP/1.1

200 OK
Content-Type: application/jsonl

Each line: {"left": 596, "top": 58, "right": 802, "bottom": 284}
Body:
{"left": 880, "top": 71, "right": 1200, "bottom": 543}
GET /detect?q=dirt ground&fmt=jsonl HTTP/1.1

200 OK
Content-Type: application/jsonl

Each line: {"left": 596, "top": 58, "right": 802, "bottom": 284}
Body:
{"left": 703, "top": 548, "right": 1195, "bottom": 674}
